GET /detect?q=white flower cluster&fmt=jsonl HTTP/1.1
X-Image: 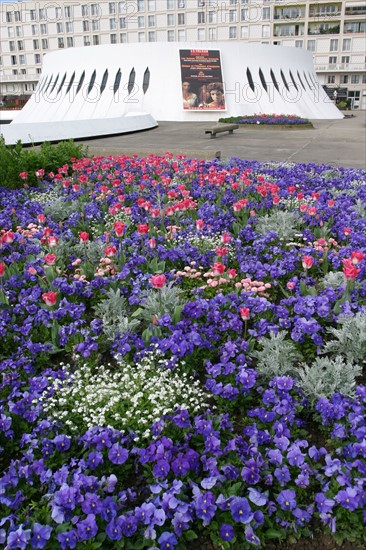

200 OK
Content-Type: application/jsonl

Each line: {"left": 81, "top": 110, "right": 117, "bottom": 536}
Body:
{"left": 39, "top": 349, "right": 211, "bottom": 440}
{"left": 28, "top": 189, "right": 60, "bottom": 205}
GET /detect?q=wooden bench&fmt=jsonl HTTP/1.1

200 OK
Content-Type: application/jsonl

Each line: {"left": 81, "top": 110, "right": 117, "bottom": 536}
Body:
{"left": 205, "top": 123, "right": 239, "bottom": 138}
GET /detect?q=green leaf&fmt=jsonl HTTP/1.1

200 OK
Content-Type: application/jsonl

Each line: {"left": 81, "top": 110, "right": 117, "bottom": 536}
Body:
{"left": 266, "top": 529, "right": 284, "bottom": 539}
{"left": 173, "top": 304, "right": 183, "bottom": 324}
{"left": 184, "top": 530, "right": 198, "bottom": 541}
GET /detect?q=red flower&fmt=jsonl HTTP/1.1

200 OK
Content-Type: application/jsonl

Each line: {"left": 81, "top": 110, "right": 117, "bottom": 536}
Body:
{"left": 150, "top": 274, "right": 166, "bottom": 288}
{"left": 342, "top": 258, "right": 360, "bottom": 280}
{"left": 350, "top": 251, "right": 365, "bottom": 265}
{"left": 137, "top": 224, "right": 149, "bottom": 235}
{"left": 240, "top": 308, "right": 250, "bottom": 321}
{"left": 211, "top": 262, "right": 225, "bottom": 276}
{"left": 79, "top": 232, "right": 89, "bottom": 242}
{"left": 44, "top": 254, "right": 57, "bottom": 266}
{"left": 42, "top": 291, "right": 58, "bottom": 306}
{"left": 104, "top": 245, "right": 117, "bottom": 257}
{"left": 114, "top": 222, "right": 126, "bottom": 237}
{"left": 302, "top": 256, "right": 314, "bottom": 269}
{"left": 19, "top": 172, "right": 29, "bottom": 180}
{"left": 0, "top": 263, "right": 5, "bottom": 277}
{"left": 2, "top": 231, "right": 14, "bottom": 244}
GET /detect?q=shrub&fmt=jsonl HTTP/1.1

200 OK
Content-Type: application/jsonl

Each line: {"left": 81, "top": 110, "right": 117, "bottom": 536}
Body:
{"left": 0, "top": 137, "right": 87, "bottom": 189}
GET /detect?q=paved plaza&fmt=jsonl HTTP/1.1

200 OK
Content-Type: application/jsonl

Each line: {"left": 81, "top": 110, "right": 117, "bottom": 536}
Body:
{"left": 79, "top": 114, "right": 366, "bottom": 170}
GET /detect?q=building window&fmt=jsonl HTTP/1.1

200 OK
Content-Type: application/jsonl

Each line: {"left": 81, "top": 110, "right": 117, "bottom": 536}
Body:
{"left": 295, "top": 40, "right": 303, "bottom": 48}
{"left": 330, "top": 39, "right": 338, "bottom": 52}
{"left": 241, "top": 8, "right": 248, "bottom": 21}
{"left": 83, "top": 21, "right": 90, "bottom": 32}
{"left": 33, "top": 39, "right": 39, "bottom": 50}
{"left": 55, "top": 7, "right": 62, "bottom": 19}
{"left": 93, "top": 35, "right": 100, "bottom": 45}
{"left": 148, "top": 0, "right": 156, "bottom": 10}
{"left": 19, "top": 54, "right": 25, "bottom": 65}
{"left": 229, "top": 10, "right": 237, "bottom": 22}
{"left": 16, "top": 26, "right": 23, "bottom": 37}
{"left": 340, "top": 75, "right": 349, "bottom": 84}
{"left": 11, "top": 55, "right": 17, "bottom": 65}
{"left": 34, "top": 54, "right": 41, "bottom": 64}
{"left": 148, "top": 15, "right": 155, "bottom": 26}
{"left": 92, "top": 20, "right": 100, "bottom": 31}
{"left": 56, "top": 22, "right": 63, "bottom": 33}
{"left": 9, "top": 41, "right": 15, "bottom": 52}
{"left": 208, "top": 27, "right": 217, "bottom": 40}
{"left": 198, "top": 28, "right": 205, "bottom": 41}
{"left": 66, "top": 22, "right": 73, "bottom": 33}
{"left": 329, "top": 56, "right": 337, "bottom": 64}
{"left": 178, "top": 29, "right": 186, "bottom": 41}
{"left": 120, "top": 17, "right": 126, "bottom": 28}
{"left": 138, "top": 0, "right": 145, "bottom": 11}
{"left": 262, "top": 25, "right": 270, "bottom": 38}
{"left": 40, "top": 24, "right": 47, "bottom": 35}
{"left": 343, "top": 38, "right": 351, "bottom": 51}
{"left": 178, "top": 0, "right": 185, "bottom": 7}
{"left": 39, "top": 8, "right": 46, "bottom": 20}
{"left": 67, "top": 37, "right": 74, "bottom": 47}
{"left": 30, "top": 10, "right": 36, "bottom": 21}
{"left": 21, "top": 69, "right": 27, "bottom": 75}
{"left": 148, "top": 31, "right": 156, "bottom": 41}
{"left": 167, "top": 0, "right": 174, "bottom": 8}
{"left": 208, "top": 11, "right": 217, "bottom": 23}
{"left": 91, "top": 4, "right": 99, "bottom": 16}
{"left": 307, "top": 40, "right": 316, "bottom": 52}
{"left": 31, "top": 25, "right": 37, "bottom": 36}
{"left": 178, "top": 13, "right": 185, "bottom": 25}
{"left": 84, "top": 36, "right": 91, "bottom": 46}
{"left": 120, "top": 33, "right": 128, "bottom": 42}
{"left": 198, "top": 12, "right": 205, "bottom": 24}
{"left": 138, "top": 16, "right": 145, "bottom": 27}
{"left": 110, "top": 33, "right": 117, "bottom": 43}
{"left": 110, "top": 18, "right": 117, "bottom": 29}
{"left": 18, "top": 40, "right": 25, "bottom": 51}
{"left": 109, "top": 2, "right": 116, "bottom": 14}
{"left": 229, "top": 26, "right": 237, "bottom": 38}
{"left": 351, "top": 75, "right": 360, "bottom": 84}
{"left": 167, "top": 30, "right": 175, "bottom": 41}
{"left": 138, "top": 32, "right": 145, "bottom": 42}
{"left": 241, "top": 26, "right": 249, "bottom": 39}
{"left": 167, "top": 14, "right": 174, "bottom": 25}
{"left": 41, "top": 38, "right": 48, "bottom": 49}
{"left": 327, "top": 75, "right": 335, "bottom": 84}
{"left": 65, "top": 6, "right": 73, "bottom": 18}
{"left": 341, "top": 56, "right": 350, "bottom": 64}
{"left": 362, "top": 74, "right": 366, "bottom": 84}
{"left": 58, "top": 38, "right": 64, "bottom": 48}
{"left": 263, "top": 7, "right": 270, "bottom": 20}
{"left": 82, "top": 5, "right": 89, "bottom": 17}
{"left": 36, "top": 68, "right": 42, "bottom": 74}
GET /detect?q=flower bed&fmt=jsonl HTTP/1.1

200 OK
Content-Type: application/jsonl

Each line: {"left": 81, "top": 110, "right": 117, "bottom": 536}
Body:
{"left": 0, "top": 155, "right": 365, "bottom": 549}
{"left": 219, "top": 114, "right": 312, "bottom": 127}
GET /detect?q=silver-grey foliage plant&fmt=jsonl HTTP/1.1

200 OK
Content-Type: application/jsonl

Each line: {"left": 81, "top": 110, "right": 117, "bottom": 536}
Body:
{"left": 250, "top": 331, "right": 303, "bottom": 380}
{"left": 255, "top": 210, "right": 303, "bottom": 241}
{"left": 135, "top": 282, "right": 184, "bottom": 323}
{"left": 321, "top": 312, "right": 366, "bottom": 366}
{"left": 93, "top": 288, "right": 139, "bottom": 342}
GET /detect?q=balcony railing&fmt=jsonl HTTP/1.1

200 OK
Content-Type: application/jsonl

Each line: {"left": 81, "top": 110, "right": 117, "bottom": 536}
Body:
{"left": 0, "top": 74, "right": 39, "bottom": 83}
{"left": 308, "top": 24, "right": 340, "bottom": 34}
{"left": 314, "top": 63, "right": 366, "bottom": 72}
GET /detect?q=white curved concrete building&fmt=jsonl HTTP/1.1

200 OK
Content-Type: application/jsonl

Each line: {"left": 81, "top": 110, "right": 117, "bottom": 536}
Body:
{"left": 0, "top": 42, "right": 342, "bottom": 145}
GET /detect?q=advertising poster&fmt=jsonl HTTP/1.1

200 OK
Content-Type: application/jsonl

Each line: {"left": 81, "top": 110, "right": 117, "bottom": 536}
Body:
{"left": 179, "top": 49, "right": 226, "bottom": 111}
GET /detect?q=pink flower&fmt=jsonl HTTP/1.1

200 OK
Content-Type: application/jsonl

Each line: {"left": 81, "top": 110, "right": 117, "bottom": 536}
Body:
{"left": 211, "top": 262, "right": 225, "bottom": 276}
{"left": 350, "top": 251, "right": 365, "bottom": 265}
{"left": 287, "top": 281, "right": 295, "bottom": 290}
{"left": 28, "top": 266, "right": 37, "bottom": 275}
{"left": 0, "top": 263, "right": 5, "bottom": 277}
{"left": 343, "top": 227, "right": 352, "bottom": 236}
{"left": 196, "top": 219, "right": 204, "bottom": 230}
{"left": 19, "top": 171, "right": 28, "bottom": 180}
{"left": 2, "top": 231, "right": 14, "bottom": 244}
{"left": 137, "top": 224, "right": 149, "bottom": 235}
{"left": 342, "top": 258, "right": 360, "bottom": 280}
{"left": 114, "top": 222, "right": 126, "bottom": 237}
{"left": 240, "top": 308, "right": 250, "bottom": 321}
{"left": 148, "top": 238, "right": 156, "bottom": 249}
{"left": 44, "top": 254, "right": 57, "bottom": 266}
{"left": 48, "top": 236, "right": 58, "bottom": 247}
{"left": 79, "top": 231, "right": 89, "bottom": 242}
{"left": 37, "top": 214, "right": 46, "bottom": 224}
{"left": 42, "top": 291, "right": 58, "bottom": 306}
{"left": 302, "top": 256, "right": 314, "bottom": 269}
{"left": 327, "top": 199, "right": 335, "bottom": 207}
{"left": 150, "top": 274, "right": 166, "bottom": 288}
{"left": 227, "top": 268, "right": 237, "bottom": 279}
{"left": 35, "top": 169, "right": 45, "bottom": 178}
{"left": 104, "top": 245, "right": 117, "bottom": 257}
{"left": 221, "top": 232, "right": 231, "bottom": 244}
{"left": 215, "top": 246, "right": 228, "bottom": 257}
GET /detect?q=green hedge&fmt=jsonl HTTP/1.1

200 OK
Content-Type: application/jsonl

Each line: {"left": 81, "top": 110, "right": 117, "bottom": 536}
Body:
{"left": 0, "top": 137, "right": 88, "bottom": 189}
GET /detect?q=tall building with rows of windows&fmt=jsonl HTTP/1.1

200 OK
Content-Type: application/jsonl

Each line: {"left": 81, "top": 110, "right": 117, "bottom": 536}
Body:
{"left": 1, "top": 0, "right": 365, "bottom": 109}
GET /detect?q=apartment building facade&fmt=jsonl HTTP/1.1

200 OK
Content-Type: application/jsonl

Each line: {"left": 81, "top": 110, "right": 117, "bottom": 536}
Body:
{"left": 1, "top": 0, "right": 365, "bottom": 109}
